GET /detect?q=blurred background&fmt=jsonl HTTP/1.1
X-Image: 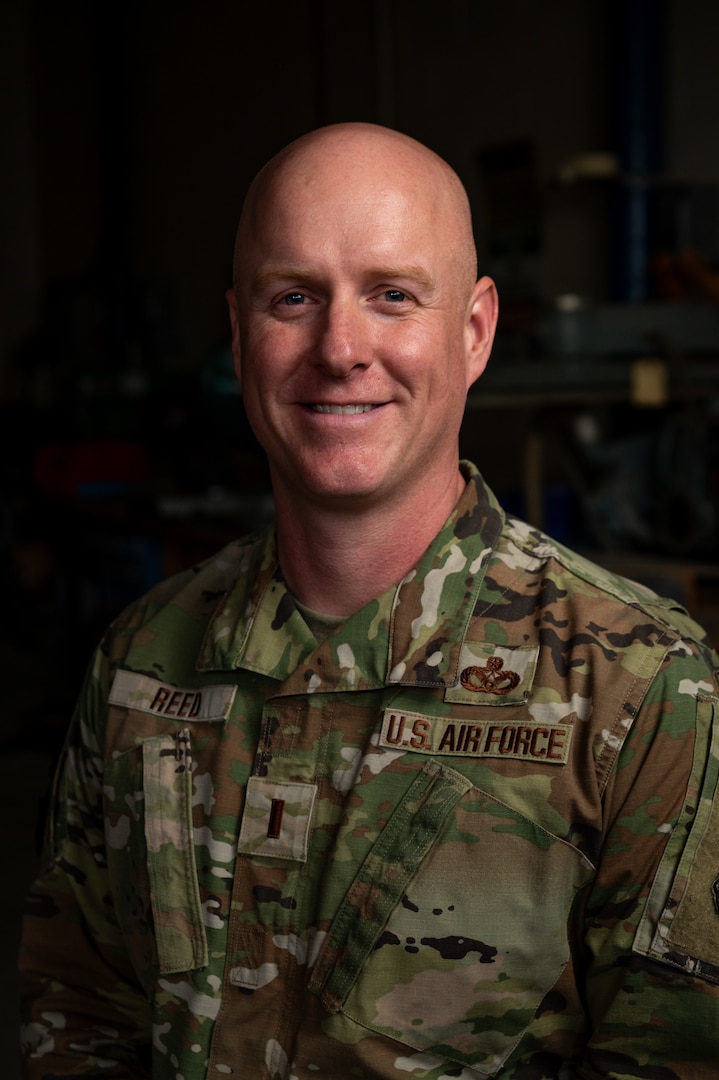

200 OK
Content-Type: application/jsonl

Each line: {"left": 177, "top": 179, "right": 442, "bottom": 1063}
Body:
{"left": 3, "top": 0, "right": 719, "bottom": 1073}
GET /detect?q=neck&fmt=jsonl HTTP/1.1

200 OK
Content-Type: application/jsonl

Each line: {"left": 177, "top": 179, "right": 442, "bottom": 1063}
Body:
{"left": 273, "top": 468, "right": 467, "bottom": 617}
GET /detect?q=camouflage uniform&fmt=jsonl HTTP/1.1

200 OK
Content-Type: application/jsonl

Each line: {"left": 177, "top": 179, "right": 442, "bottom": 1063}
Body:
{"left": 19, "top": 463, "right": 719, "bottom": 1079}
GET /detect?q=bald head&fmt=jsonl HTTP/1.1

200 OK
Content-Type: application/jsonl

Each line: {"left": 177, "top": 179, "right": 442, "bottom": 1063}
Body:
{"left": 232, "top": 123, "right": 478, "bottom": 302}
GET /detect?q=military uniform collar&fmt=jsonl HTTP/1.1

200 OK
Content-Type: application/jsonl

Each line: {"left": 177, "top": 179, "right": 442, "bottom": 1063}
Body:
{"left": 197, "top": 463, "right": 504, "bottom": 690}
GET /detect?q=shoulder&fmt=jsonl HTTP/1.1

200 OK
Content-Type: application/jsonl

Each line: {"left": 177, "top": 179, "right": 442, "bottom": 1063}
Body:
{"left": 101, "top": 531, "right": 270, "bottom": 667}
{"left": 499, "top": 512, "right": 714, "bottom": 653}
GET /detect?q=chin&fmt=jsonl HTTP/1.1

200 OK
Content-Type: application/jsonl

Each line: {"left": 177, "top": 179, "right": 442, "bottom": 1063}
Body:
{"left": 306, "top": 478, "right": 384, "bottom": 503}
{"left": 283, "top": 445, "right": 378, "bottom": 486}
{"left": 299, "top": 463, "right": 392, "bottom": 504}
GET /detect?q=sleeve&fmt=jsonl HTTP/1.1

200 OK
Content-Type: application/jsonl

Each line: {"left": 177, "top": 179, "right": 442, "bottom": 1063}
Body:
{"left": 580, "top": 637, "right": 719, "bottom": 1078}
{"left": 18, "top": 642, "right": 152, "bottom": 1079}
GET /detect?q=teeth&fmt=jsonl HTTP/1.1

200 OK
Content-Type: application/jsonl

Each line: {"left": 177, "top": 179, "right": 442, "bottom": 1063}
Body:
{"left": 311, "top": 404, "right": 376, "bottom": 414}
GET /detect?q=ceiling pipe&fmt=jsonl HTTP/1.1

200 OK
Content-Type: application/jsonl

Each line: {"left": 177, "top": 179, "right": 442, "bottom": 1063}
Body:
{"left": 608, "top": 0, "right": 666, "bottom": 302}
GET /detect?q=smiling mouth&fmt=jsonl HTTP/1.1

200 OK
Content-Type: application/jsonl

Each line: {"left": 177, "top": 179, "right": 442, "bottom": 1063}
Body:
{"left": 308, "top": 404, "right": 379, "bottom": 414}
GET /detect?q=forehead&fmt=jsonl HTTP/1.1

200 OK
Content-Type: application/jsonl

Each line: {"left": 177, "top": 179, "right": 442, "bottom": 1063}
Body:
{"left": 240, "top": 154, "right": 452, "bottom": 276}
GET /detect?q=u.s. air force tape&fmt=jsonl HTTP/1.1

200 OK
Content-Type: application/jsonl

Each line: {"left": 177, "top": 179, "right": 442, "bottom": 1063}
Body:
{"left": 379, "top": 709, "right": 572, "bottom": 764}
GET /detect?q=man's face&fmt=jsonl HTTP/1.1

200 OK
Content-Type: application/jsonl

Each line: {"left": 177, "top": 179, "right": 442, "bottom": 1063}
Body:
{"left": 229, "top": 137, "right": 495, "bottom": 511}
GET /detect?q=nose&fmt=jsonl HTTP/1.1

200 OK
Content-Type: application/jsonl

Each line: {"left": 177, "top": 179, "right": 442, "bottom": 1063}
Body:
{"left": 315, "top": 299, "right": 370, "bottom": 377}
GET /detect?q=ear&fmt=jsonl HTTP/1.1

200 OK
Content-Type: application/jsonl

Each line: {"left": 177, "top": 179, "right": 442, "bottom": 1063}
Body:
{"left": 226, "top": 288, "right": 242, "bottom": 387}
{"left": 464, "top": 275, "right": 498, "bottom": 389}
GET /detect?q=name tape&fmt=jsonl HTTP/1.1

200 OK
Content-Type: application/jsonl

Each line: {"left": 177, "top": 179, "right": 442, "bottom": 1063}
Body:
{"left": 379, "top": 709, "right": 572, "bottom": 764}
{"left": 109, "top": 669, "right": 236, "bottom": 722}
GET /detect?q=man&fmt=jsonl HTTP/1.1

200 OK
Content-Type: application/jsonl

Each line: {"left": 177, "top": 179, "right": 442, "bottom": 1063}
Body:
{"left": 19, "top": 123, "right": 719, "bottom": 1078}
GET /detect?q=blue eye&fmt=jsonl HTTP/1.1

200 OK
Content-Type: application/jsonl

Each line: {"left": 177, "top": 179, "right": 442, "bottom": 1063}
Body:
{"left": 282, "top": 293, "right": 306, "bottom": 305}
{"left": 383, "top": 289, "right": 407, "bottom": 302}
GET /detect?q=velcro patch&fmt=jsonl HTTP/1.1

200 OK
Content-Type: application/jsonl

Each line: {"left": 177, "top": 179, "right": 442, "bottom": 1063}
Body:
{"left": 379, "top": 709, "right": 572, "bottom": 764}
{"left": 237, "top": 778, "right": 317, "bottom": 862}
{"left": 445, "top": 643, "right": 539, "bottom": 706}
{"left": 109, "top": 669, "right": 235, "bottom": 722}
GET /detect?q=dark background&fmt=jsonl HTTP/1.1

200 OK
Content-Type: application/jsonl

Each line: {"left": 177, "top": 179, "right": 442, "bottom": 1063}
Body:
{"left": 4, "top": 2, "right": 719, "bottom": 1075}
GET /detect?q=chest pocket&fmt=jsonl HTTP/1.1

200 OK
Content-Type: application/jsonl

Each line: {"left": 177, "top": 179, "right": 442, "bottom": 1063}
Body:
{"left": 104, "top": 728, "right": 208, "bottom": 985}
{"left": 308, "top": 759, "right": 594, "bottom": 1077}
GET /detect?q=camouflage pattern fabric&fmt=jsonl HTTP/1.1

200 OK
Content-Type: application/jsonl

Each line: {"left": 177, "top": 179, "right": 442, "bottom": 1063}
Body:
{"left": 19, "top": 462, "right": 719, "bottom": 1079}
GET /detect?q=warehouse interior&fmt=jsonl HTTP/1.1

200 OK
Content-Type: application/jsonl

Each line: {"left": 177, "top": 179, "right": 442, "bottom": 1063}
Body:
{"left": 3, "top": 2, "right": 719, "bottom": 1074}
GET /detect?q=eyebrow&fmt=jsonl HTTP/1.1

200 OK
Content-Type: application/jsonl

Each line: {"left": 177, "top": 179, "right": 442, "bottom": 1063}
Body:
{"left": 251, "top": 265, "right": 436, "bottom": 292}
{"left": 373, "top": 265, "right": 436, "bottom": 290}
{"left": 252, "top": 269, "right": 313, "bottom": 289}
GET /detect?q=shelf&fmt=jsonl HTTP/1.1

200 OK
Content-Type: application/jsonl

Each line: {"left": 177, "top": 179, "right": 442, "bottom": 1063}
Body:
{"left": 466, "top": 356, "right": 719, "bottom": 409}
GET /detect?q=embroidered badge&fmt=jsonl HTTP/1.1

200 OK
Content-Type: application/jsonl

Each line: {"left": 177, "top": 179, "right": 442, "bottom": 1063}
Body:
{"left": 460, "top": 656, "right": 521, "bottom": 695}
{"left": 445, "top": 643, "right": 538, "bottom": 706}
